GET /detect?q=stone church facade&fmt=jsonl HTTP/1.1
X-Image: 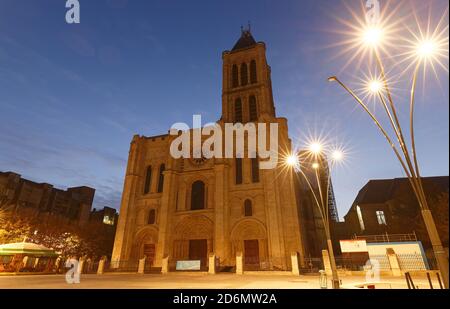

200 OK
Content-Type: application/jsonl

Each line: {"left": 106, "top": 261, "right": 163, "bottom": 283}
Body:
{"left": 112, "top": 29, "right": 307, "bottom": 271}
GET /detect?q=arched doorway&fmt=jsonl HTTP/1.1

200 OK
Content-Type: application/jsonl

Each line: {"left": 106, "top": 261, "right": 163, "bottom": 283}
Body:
{"left": 133, "top": 227, "right": 159, "bottom": 266}
{"left": 172, "top": 215, "right": 214, "bottom": 268}
{"left": 231, "top": 219, "right": 268, "bottom": 270}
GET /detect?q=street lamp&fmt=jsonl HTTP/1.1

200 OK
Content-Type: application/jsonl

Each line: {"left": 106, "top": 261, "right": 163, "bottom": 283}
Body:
{"left": 367, "top": 80, "right": 382, "bottom": 94}
{"left": 328, "top": 19, "right": 449, "bottom": 288}
{"left": 361, "top": 26, "right": 384, "bottom": 47}
{"left": 285, "top": 145, "right": 344, "bottom": 289}
{"left": 310, "top": 142, "right": 323, "bottom": 155}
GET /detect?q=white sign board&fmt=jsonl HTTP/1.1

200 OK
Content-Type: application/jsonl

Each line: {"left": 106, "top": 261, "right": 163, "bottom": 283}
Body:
{"left": 340, "top": 240, "right": 368, "bottom": 253}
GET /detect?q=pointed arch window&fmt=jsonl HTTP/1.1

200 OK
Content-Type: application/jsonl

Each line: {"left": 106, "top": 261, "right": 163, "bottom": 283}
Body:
{"left": 235, "top": 98, "right": 243, "bottom": 123}
{"left": 244, "top": 199, "right": 253, "bottom": 217}
{"left": 240, "top": 63, "right": 248, "bottom": 86}
{"left": 148, "top": 209, "right": 156, "bottom": 225}
{"left": 249, "top": 95, "right": 258, "bottom": 121}
{"left": 232, "top": 64, "right": 239, "bottom": 88}
{"left": 144, "top": 166, "right": 152, "bottom": 194}
{"left": 157, "top": 164, "right": 165, "bottom": 193}
{"left": 250, "top": 60, "right": 257, "bottom": 84}
{"left": 191, "top": 181, "right": 206, "bottom": 210}
{"left": 235, "top": 158, "right": 243, "bottom": 185}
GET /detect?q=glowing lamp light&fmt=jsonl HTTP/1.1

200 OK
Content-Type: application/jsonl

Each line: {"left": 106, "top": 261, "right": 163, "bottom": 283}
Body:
{"left": 362, "top": 26, "right": 383, "bottom": 47}
{"left": 309, "top": 143, "right": 323, "bottom": 155}
{"left": 368, "top": 80, "right": 382, "bottom": 93}
{"left": 331, "top": 150, "right": 344, "bottom": 162}
{"left": 286, "top": 154, "right": 299, "bottom": 167}
{"left": 417, "top": 40, "right": 437, "bottom": 59}
{"left": 312, "top": 162, "right": 320, "bottom": 170}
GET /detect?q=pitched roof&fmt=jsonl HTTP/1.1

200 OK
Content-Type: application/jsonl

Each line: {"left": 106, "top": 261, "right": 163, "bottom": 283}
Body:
{"left": 352, "top": 176, "right": 449, "bottom": 206}
{"left": 232, "top": 30, "right": 257, "bottom": 51}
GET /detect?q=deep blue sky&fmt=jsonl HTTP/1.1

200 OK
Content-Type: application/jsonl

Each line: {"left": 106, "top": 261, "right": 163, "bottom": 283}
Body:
{"left": 0, "top": 0, "right": 448, "bottom": 219}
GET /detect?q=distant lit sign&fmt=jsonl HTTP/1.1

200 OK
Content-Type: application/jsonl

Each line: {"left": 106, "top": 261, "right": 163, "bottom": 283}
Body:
{"left": 176, "top": 260, "right": 201, "bottom": 271}
{"left": 340, "top": 240, "right": 368, "bottom": 253}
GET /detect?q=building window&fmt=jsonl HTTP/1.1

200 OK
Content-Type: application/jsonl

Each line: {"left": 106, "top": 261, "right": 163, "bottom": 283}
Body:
{"left": 232, "top": 64, "right": 239, "bottom": 88}
{"left": 148, "top": 209, "right": 156, "bottom": 225}
{"left": 103, "top": 215, "right": 115, "bottom": 226}
{"left": 249, "top": 95, "right": 258, "bottom": 121}
{"left": 144, "top": 166, "right": 152, "bottom": 194}
{"left": 244, "top": 199, "right": 253, "bottom": 216}
{"left": 191, "top": 181, "right": 205, "bottom": 210}
{"left": 376, "top": 210, "right": 387, "bottom": 225}
{"left": 235, "top": 158, "right": 243, "bottom": 185}
{"left": 235, "top": 98, "right": 243, "bottom": 123}
{"left": 240, "top": 63, "right": 248, "bottom": 86}
{"left": 251, "top": 157, "right": 260, "bottom": 183}
{"left": 356, "top": 205, "right": 365, "bottom": 231}
{"left": 157, "top": 164, "right": 165, "bottom": 193}
{"left": 250, "top": 60, "right": 257, "bottom": 84}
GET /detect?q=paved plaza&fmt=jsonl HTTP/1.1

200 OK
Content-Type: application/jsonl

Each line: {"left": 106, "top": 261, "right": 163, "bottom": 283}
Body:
{"left": 0, "top": 272, "right": 440, "bottom": 289}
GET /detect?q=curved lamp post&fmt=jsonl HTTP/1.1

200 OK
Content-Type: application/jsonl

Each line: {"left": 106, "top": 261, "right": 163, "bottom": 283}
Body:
{"left": 286, "top": 147, "right": 343, "bottom": 289}
{"left": 328, "top": 35, "right": 449, "bottom": 288}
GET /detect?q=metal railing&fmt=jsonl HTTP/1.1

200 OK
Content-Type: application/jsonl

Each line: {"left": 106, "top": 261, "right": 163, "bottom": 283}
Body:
{"left": 302, "top": 257, "right": 324, "bottom": 273}
{"left": 354, "top": 232, "right": 417, "bottom": 243}
{"left": 106, "top": 260, "right": 139, "bottom": 272}
{"left": 397, "top": 253, "right": 428, "bottom": 271}
{"left": 367, "top": 255, "right": 392, "bottom": 270}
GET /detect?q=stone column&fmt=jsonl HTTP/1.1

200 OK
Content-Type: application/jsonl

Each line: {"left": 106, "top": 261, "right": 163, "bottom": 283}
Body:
{"left": 138, "top": 257, "right": 146, "bottom": 274}
{"left": 291, "top": 252, "right": 300, "bottom": 276}
{"left": 322, "top": 250, "right": 332, "bottom": 276}
{"left": 214, "top": 163, "right": 228, "bottom": 263}
{"left": 262, "top": 168, "right": 287, "bottom": 270}
{"left": 236, "top": 252, "right": 243, "bottom": 275}
{"left": 386, "top": 248, "right": 402, "bottom": 277}
{"left": 208, "top": 253, "right": 216, "bottom": 275}
{"left": 155, "top": 170, "right": 177, "bottom": 267}
{"left": 178, "top": 182, "right": 187, "bottom": 211}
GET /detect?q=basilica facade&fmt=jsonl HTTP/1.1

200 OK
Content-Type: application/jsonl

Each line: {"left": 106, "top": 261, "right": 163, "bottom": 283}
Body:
{"left": 111, "top": 29, "right": 308, "bottom": 271}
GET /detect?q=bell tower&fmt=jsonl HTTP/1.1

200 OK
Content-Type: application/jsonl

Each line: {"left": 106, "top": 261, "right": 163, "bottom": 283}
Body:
{"left": 221, "top": 28, "right": 276, "bottom": 124}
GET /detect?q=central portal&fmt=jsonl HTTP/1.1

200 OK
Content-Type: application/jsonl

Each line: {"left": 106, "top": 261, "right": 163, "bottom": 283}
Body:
{"left": 189, "top": 239, "right": 207, "bottom": 266}
{"left": 143, "top": 244, "right": 156, "bottom": 266}
{"left": 244, "top": 239, "right": 260, "bottom": 270}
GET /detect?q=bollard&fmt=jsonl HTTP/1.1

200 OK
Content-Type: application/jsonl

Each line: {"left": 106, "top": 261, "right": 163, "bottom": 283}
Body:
{"left": 236, "top": 252, "right": 243, "bottom": 275}
{"left": 138, "top": 257, "right": 146, "bottom": 274}
{"left": 161, "top": 256, "right": 169, "bottom": 274}
{"left": 291, "top": 252, "right": 300, "bottom": 276}
{"left": 77, "top": 258, "right": 85, "bottom": 274}
{"left": 97, "top": 257, "right": 106, "bottom": 275}
{"left": 208, "top": 253, "right": 216, "bottom": 274}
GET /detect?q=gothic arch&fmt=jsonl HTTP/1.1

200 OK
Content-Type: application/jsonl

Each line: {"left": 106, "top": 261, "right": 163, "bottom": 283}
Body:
{"left": 230, "top": 218, "right": 268, "bottom": 261}
{"left": 172, "top": 215, "right": 214, "bottom": 262}
{"left": 132, "top": 226, "right": 159, "bottom": 260}
{"left": 173, "top": 215, "right": 214, "bottom": 240}
{"left": 230, "top": 218, "right": 266, "bottom": 241}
